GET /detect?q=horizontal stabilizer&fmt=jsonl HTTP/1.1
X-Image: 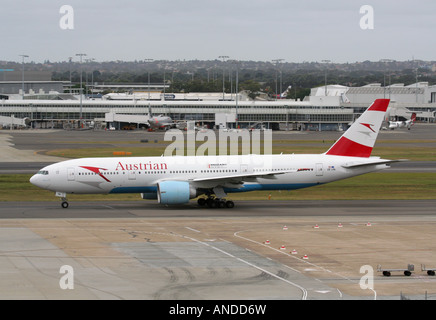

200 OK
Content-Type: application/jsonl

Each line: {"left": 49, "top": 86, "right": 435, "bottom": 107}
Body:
{"left": 342, "top": 159, "right": 408, "bottom": 169}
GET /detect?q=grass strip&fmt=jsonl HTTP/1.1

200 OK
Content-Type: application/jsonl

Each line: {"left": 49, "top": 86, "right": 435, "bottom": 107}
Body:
{"left": 2, "top": 172, "right": 435, "bottom": 202}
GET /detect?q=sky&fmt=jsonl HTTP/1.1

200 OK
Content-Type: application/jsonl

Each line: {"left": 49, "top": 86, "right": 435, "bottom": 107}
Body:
{"left": 1, "top": 0, "right": 436, "bottom": 63}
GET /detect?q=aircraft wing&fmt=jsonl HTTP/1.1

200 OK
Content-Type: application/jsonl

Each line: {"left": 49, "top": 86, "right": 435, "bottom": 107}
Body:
{"left": 189, "top": 169, "right": 297, "bottom": 189}
{"left": 160, "top": 123, "right": 175, "bottom": 127}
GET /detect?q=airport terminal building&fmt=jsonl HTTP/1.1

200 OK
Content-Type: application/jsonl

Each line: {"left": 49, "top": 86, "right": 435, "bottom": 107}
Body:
{"left": 312, "top": 82, "right": 436, "bottom": 121}
{"left": 0, "top": 82, "right": 435, "bottom": 130}
{"left": 0, "top": 97, "right": 353, "bottom": 130}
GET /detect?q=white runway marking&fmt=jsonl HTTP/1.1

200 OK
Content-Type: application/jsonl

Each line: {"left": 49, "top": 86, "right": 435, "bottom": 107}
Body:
{"left": 181, "top": 233, "right": 309, "bottom": 300}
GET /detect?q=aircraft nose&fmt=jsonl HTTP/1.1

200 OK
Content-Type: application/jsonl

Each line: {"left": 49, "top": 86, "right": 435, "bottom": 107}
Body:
{"left": 30, "top": 174, "right": 41, "bottom": 187}
{"left": 30, "top": 173, "right": 50, "bottom": 189}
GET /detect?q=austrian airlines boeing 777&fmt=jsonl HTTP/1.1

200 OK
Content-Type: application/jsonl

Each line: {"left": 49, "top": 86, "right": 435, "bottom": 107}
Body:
{"left": 30, "top": 99, "right": 397, "bottom": 208}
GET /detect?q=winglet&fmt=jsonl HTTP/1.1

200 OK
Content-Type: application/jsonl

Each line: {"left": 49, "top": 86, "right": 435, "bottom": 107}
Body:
{"left": 325, "top": 99, "right": 390, "bottom": 158}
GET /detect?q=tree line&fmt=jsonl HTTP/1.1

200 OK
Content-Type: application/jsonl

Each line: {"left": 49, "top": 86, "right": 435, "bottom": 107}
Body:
{"left": 45, "top": 60, "right": 436, "bottom": 100}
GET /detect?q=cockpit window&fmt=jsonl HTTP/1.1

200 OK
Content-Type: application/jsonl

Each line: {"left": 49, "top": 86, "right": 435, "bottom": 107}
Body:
{"left": 37, "top": 170, "right": 49, "bottom": 175}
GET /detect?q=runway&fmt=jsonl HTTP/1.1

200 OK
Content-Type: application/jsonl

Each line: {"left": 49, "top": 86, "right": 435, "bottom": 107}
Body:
{"left": 0, "top": 199, "right": 435, "bottom": 219}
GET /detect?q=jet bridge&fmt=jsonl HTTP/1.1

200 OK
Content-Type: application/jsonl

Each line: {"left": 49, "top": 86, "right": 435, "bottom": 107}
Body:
{"left": 105, "top": 112, "right": 150, "bottom": 129}
{"left": 0, "top": 115, "right": 29, "bottom": 128}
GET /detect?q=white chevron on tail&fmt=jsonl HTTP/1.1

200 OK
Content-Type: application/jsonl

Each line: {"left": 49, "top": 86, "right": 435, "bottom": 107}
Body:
{"left": 325, "top": 99, "right": 390, "bottom": 158}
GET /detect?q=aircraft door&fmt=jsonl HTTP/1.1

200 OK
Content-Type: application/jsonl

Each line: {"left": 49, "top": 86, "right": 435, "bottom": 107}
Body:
{"left": 240, "top": 164, "right": 252, "bottom": 174}
{"left": 67, "top": 168, "right": 75, "bottom": 181}
{"left": 316, "top": 163, "right": 323, "bottom": 176}
{"left": 128, "top": 170, "right": 136, "bottom": 180}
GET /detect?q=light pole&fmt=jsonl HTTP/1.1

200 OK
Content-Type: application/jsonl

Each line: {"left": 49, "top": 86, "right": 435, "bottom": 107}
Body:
{"left": 380, "top": 59, "right": 394, "bottom": 99}
{"left": 85, "top": 58, "right": 95, "bottom": 96}
{"left": 415, "top": 67, "right": 419, "bottom": 103}
{"left": 76, "top": 53, "right": 87, "bottom": 122}
{"left": 321, "top": 60, "right": 331, "bottom": 96}
{"left": 19, "top": 54, "right": 29, "bottom": 99}
{"left": 272, "top": 59, "right": 284, "bottom": 100}
{"left": 219, "top": 56, "right": 229, "bottom": 101}
{"left": 144, "top": 59, "right": 154, "bottom": 101}
{"left": 68, "top": 57, "right": 72, "bottom": 94}
{"left": 231, "top": 60, "right": 240, "bottom": 129}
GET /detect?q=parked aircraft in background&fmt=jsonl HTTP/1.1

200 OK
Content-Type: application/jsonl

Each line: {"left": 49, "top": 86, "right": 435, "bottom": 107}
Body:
{"left": 147, "top": 105, "right": 175, "bottom": 130}
{"left": 30, "top": 99, "right": 399, "bottom": 209}
{"left": 389, "top": 113, "right": 416, "bottom": 130}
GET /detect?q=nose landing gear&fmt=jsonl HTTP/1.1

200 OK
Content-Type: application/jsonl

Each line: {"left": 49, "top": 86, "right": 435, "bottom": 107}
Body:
{"left": 61, "top": 200, "right": 69, "bottom": 209}
{"left": 56, "top": 192, "right": 69, "bottom": 209}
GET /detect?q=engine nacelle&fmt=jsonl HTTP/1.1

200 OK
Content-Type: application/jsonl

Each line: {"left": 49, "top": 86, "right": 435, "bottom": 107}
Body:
{"left": 157, "top": 181, "right": 197, "bottom": 205}
{"left": 141, "top": 192, "right": 157, "bottom": 200}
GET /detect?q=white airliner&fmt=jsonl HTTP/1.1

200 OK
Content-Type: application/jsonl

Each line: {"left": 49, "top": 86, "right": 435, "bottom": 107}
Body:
{"left": 388, "top": 112, "right": 416, "bottom": 130}
{"left": 30, "top": 99, "right": 398, "bottom": 209}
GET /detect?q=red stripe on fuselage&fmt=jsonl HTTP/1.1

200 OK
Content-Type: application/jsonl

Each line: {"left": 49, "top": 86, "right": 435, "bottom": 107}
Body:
{"left": 80, "top": 166, "right": 111, "bottom": 182}
{"left": 368, "top": 99, "right": 390, "bottom": 112}
{"left": 326, "top": 137, "right": 373, "bottom": 158}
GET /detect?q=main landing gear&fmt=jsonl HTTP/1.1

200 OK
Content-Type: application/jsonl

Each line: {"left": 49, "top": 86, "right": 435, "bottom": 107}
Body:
{"left": 197, "top": 197, "right": 235, "bottom": 209}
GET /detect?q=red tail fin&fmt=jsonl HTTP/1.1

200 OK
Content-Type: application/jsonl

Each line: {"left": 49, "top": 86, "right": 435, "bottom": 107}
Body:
{"left": 325, "top": 99, "right": 390, "bottom": 158}
{"left": 411, "top": 113, "right": 416, "bottom": 122}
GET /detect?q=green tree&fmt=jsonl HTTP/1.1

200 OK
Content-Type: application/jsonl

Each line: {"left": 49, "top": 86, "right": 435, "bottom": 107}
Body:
{"left": 239, "top": 80, "right": 261, "bottom": 100}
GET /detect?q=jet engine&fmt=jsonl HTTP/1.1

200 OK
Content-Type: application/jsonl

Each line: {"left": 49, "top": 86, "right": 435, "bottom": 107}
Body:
{"left": 157, "top": 181, "right": 197, "bottom": 204}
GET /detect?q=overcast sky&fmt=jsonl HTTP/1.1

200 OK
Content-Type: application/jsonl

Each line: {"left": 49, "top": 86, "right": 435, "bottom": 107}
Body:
{"left": 2, "top": 0, "right": 436, "bottom": 63}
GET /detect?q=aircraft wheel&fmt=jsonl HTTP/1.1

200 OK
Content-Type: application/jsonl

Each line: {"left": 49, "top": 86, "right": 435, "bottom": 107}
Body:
{"left": 383, "top": 271, "right": 391, "bottom": 277}
{"left": 427, "top": 270, "right": 435, "bottom": 276}
{"left": 225, "top": 200, "right": 235, "bottom": 208}
{"left": 206, "top": 198, "right": 216, "bottom": 208}
{"left": 61, "top": 201, "right": 69, "bottom": 209}
{"left": 215, "top": 199, "right": 225, "bottom": 208}
{"left": 404, "top": 271, "right": 412, "bottom": 276}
